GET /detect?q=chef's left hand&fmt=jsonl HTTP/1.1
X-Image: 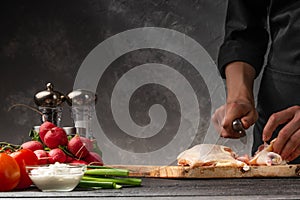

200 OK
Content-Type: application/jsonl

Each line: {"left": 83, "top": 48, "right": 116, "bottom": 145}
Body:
{"left": 263, "top": 105, "right": 300, "bottom": 161}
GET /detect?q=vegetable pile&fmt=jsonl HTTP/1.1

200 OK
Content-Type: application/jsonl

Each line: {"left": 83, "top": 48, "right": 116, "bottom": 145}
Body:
{"left": 26, "top": 121, "right": 104, "bottom": 166}
{"left": 0, "top": 121, "right": 102, "bottom": 191}
{"left": 0, "top": 121, "right": 142, "bottom": 191}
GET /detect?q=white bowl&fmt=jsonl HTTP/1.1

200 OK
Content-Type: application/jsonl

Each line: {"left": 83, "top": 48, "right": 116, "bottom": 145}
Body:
{"left": 26, "top": 162, "right": 86, "bottom": 192}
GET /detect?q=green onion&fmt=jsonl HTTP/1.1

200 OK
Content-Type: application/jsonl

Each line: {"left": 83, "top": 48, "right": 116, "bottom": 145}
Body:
{"left": 87, "top": 165, "right": 113, "bottom": 169}
{"left": 76, "top": 166, "right": 142, "bottom": 190}
{"left": 78, "top": 180, "right": 122, "bottom": 189}
{"left": 84, "top": 168, "right": 129, "bottom": 177}
{"left": 82, "top": 176, "right": 142, "bottom": 186}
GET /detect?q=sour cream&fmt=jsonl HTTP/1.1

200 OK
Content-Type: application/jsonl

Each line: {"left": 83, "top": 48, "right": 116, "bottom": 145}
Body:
{"left": 28, "top": 162, "right": 86, "bottom": 192}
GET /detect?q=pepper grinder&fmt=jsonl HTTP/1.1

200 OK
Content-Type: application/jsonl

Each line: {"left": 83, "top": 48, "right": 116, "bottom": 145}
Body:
{"left": 34, "top": 83, "right": 65, "bottom": 127}
{"left": 67, "top": 89, "right": 97, "bottom": 139}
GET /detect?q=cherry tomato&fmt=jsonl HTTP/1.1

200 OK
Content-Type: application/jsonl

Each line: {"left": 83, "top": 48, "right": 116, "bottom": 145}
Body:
{"left": 0, "top": 153, "right": 21, "bottom": 191}
{"left": 10, "top": 149, "right": 38, "bottom": 189}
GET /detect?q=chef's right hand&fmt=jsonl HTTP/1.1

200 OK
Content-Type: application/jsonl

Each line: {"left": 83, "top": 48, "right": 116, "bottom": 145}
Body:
{"left": 213, "top": 61, "right": 258, "bottom": 138}
{"left": 212, "top": 101, "right": 257, "bottom": 138}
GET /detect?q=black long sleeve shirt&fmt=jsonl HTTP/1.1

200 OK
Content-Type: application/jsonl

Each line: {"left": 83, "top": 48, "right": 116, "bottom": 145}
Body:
{"left": 218, "top": 0, "right": 300, "bottom": 78}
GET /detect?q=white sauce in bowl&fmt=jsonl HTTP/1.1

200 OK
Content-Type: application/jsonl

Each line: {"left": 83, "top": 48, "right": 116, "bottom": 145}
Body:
{"left": 28, "top": 162, "right": 85, "bottom": 192}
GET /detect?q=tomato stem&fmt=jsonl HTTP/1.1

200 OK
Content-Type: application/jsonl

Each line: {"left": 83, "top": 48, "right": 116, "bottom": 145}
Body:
{"left": 0, "top": 142, "right": 20, "bottom": 153}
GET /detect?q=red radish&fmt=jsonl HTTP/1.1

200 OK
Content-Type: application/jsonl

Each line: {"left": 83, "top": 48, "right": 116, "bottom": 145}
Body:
{"left": 70, "top": 159, "right": 88, "bottom": 165}
{"left": 39, "top": 121, "right": 56, "bottom": 142}
{"left": 21, "top": 141, "right": 43, "bottom": 151}
{"left": 84, "top": 152, "right": 104, "bottom": 166}
{"left": 66, "top": 156, "right": 75, "bottom": 163}
{"left": 79, "top": 137, "right": 94, "bottom": 151}
{"left": 48, "top": 148, "right": 67, "bottom": 164}
{"left": 34, "top": 149, "right": 49, "bottom": 165}
{"left": 67, "top": 135, "right": 89, "bottom": 159}
{"left": 44, "top": 127, "right": 68, "bottom": 149}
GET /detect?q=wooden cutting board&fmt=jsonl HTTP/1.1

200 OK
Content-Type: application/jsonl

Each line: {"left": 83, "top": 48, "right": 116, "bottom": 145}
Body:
{"left": 109, "top": 165, "right": 300, "bottom": 178}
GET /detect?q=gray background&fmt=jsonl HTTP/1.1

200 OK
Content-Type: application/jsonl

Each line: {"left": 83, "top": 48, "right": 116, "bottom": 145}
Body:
{"left": 0, "top": 0, "right": 227, "bottom": 145}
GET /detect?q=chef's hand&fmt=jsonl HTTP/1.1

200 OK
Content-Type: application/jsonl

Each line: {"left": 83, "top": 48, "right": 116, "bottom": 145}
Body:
{"left": 212, "top": 61, "right": 258, "bottom": 138}
{"left": 212, "top": 101, "right": 257, "bottom": 138}
{"left": 263, "top": 105, "right": 300, "bottom": 162}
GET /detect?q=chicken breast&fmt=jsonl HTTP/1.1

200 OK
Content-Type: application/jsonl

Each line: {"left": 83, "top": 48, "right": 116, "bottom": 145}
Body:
{"left": 177, "top": 144, "right": 247, "bottom": 168}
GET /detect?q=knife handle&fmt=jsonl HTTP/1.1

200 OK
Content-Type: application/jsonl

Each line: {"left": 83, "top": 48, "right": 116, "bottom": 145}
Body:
{"left": 232, "top": 119, "right": 246, "bottom": 136}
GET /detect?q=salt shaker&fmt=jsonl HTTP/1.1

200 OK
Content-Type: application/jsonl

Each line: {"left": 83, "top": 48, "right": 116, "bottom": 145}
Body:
{"left": 66, "top": 89, "right": 97, "bottom": 139}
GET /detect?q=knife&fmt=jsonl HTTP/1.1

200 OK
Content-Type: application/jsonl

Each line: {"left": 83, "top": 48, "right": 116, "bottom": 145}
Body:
{"left": 215, "top": 119, "right": 247, "bottom": 145}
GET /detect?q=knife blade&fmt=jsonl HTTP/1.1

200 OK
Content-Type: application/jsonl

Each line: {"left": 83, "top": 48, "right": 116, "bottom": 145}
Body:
{"left": 214, "top": 119, "right": 246, "bottom": 145}
{"left": 204, "top": 119, "right": 247, "bottom": 158}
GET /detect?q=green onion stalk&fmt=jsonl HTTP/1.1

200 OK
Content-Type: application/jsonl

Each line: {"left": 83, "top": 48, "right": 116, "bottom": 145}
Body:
{"left": 77, "top": 166, "right": 142, "bottom": 189}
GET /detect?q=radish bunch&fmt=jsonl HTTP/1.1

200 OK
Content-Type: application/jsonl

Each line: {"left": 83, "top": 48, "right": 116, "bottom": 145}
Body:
{"left": 21, "top": 121, "right": 103, "bottom": 166}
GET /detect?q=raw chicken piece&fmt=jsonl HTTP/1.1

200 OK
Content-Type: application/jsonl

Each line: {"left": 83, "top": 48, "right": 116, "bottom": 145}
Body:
{"left": 177, "top": 144, "right": 247, "bottom": 168}
{"left": 236, "top": 154, "right": 250, "bottom": 165}
{"left": 249, "top": 139, "right": 286, "bottom": 166}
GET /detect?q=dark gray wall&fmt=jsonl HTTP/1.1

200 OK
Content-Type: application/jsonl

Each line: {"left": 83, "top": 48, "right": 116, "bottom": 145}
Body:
{"left": 0, "top": 0, "right": 226, "bottom": 144}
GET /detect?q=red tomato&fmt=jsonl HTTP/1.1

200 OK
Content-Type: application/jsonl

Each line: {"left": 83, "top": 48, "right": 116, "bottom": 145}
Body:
{"left": 0, "top": 153, "right": 21, "bottom": 191}
{"left": 10, "top": 149, "right": 38, "bottom": 189}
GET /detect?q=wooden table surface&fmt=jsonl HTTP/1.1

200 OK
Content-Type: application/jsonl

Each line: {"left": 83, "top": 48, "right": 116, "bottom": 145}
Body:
{"left": 1, "top": 177, "right": 300, "bottom": 200}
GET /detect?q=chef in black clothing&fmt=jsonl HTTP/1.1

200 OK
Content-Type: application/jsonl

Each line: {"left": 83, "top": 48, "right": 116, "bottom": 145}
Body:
{"left": 216, "top": 0, "right": 300, "bottom": 163}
